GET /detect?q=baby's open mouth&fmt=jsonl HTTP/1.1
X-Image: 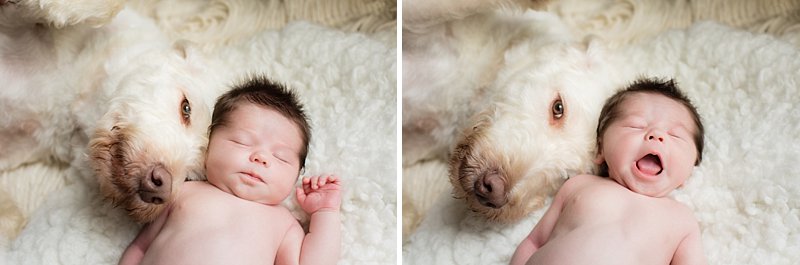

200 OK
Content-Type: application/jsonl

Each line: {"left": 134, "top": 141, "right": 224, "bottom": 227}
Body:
{"left": 636, "top": 154, "right": 663, "bottom": 175}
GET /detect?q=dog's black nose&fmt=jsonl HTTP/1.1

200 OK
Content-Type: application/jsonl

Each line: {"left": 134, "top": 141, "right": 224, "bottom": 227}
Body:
{"left": 474, "top": 171, "right": 508, "bottom": 208}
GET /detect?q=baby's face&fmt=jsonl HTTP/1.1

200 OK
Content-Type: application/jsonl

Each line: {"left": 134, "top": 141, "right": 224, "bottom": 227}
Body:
{"left": 205, "top": 103, "right": 303, "bottom": 205}
{"left": 597, "top": 92, "right": 698, "bottom": 197}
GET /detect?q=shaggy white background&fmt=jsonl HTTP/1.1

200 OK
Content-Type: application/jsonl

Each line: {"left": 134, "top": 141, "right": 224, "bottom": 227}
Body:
{"left": 403, "top": 19, "right": 800, "bottom": 265}
{"left": 0, "top": 17, "right": 396, "bottom": 265}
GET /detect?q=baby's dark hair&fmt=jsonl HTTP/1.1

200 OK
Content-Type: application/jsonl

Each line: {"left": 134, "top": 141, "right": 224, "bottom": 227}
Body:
{"left": 596, "top": 77, "right": 704, "bottom": 176}
{"left": 209, "top": 76, "right": 311, "bottom": 170}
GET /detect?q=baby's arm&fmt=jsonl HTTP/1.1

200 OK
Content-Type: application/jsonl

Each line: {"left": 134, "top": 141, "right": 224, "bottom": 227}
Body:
{"left": 275, "top": 222, "right": 304, "bottom": 265}
{"left": 509, "top": 175, "right": 582, "bottom": 265}
{"left": 671, "top": 221, "right": 707, "bottom": 265}
{"left": 118, "top": 206, "right": 170, "bottom": 265}
{"left": 295, "top": 175, "right": 342, "bottom": 265}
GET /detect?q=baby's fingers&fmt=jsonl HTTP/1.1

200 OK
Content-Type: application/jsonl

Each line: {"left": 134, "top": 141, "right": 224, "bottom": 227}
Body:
{"left": 302, "top": 175, "right": 341, "bottom": 191}
{"left": 295, "top": 187, "right": 306, "bottom": 202}
{"left": 325, "top": 175, "right": 340, "bottom": 184}
{"left": 317, "top": 175, "right": 331, "bottom": 186}
{"left": 309, "top": 176, "right": 320, "bottom": 190}
{"left": 299, "top": 177, "right": 310, "bottom": 192}
{"left": 319, "top": 175, "right": 340, "bottom": 186}
{"left": 303, "top": 176, "right": 319, "bottom": 192}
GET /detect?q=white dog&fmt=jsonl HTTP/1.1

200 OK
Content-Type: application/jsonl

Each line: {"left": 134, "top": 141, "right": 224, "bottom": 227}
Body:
{"left": 403, "top": 0, "right": 627, "bottom": 223}
{"left": 0, "top": 1, "right": 221, "bottom": 222}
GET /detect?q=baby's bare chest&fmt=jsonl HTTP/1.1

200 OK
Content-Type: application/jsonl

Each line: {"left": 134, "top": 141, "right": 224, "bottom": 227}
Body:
{"left": 555, "top": 186, "right": 685, "bottom": 241}
{"left": 171, "top": 190, "right": 293, "bottom": 235}
{"left": 530, "top": 179, "right": 696, "bottom": 264}
{"left": 146, "top": 190, "right": 296, "bottom": 263}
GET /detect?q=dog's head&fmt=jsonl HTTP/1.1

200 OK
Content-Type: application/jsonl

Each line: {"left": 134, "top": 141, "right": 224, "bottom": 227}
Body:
{"left": 449, "top": 41, "right": 622, "bottom": 222}
{"left": 88, "top": 47, "right": 217, "bottom": 223}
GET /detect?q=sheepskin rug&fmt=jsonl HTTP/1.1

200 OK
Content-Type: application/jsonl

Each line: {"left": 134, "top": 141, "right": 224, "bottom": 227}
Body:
{"left": 403, "top": 18, "right": 800, "bottom": 265}
{"left": 0, "top": 18, "right": 396, "bottom": 265}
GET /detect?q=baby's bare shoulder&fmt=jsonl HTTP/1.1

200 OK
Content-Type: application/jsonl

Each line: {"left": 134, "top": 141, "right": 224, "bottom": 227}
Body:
{"left": 555, "top": 175, "right": 587, "bottom": 200}
{"left": 178, "top": 180, "right": 217, "bottom": 194}
{"left": 177, "top": 180, "right": 201, "bottom": 191}
{"left": 563, "top": 174, "right": 601, "bottom": 190}
{"left": 259, "top": 204, "right": 301, "bottom": 225}
{"left": 172, "top": 181, "right": 211, "bottom": 201}
{"left": 552, "top": 175, "right": 615, "bottom": 206}
{"left": 561, "top": 174, "right": 613, "bottom": 193}
{"left": 567, "top": 174, "right": 599, "bottom": 182}
{"left": 662, "top": 198, "right": 696, "bottom": 215}
{"left": 659, "top": 198, "right": 701, "bottom": 229}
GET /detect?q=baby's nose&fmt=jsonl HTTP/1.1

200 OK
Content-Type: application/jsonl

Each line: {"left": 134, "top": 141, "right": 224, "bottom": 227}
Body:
{"left": 251, "top": 153, "right": 270, "bottom": 167}
{"left": 646, "top": 131, "right": 665, "bottom": 142}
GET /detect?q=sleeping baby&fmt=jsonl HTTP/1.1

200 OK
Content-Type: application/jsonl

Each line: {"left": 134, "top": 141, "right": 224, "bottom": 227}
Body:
{"left": 119, "top": 77, "right": 341, "bottom": 265}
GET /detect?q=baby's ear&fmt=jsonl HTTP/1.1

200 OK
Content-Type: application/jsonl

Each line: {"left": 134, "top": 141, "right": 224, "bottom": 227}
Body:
{"left": 593, "top": 149, "right": 605, "bottom": 165}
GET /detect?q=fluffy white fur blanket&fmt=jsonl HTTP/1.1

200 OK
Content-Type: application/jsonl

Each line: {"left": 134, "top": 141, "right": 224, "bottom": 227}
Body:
{"left": 0, "top": 20, "right": 396, "bottom": 264}
{"left": 403, "top": 21, "right": 800, "bottom": 264}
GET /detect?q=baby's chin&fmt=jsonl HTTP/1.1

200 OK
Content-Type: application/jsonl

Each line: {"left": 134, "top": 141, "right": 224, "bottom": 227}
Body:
{"left": 627, "top": 182, "right": 674, "bottom": 198}
{"left": 611, "top": 174, "right": 672, "bottom": 198}
{"left": 234, "top": 189, "right": 288, "bottom": 205}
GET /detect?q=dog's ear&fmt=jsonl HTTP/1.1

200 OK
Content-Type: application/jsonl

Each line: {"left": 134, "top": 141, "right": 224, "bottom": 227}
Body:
{"left": 580, "top": 36, "right": 610, "bottom": 69}
{"left": 172, "top": 39, "right": 215, "bottom": 76}
{"left": 172, "top": 40, "right": 201, "bottom": 61}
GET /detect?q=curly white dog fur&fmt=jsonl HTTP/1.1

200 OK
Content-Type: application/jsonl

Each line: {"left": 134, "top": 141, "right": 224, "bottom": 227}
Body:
{"left": 0, "top": 2, "right": 219, "bottom": 223}
{"left": 404, "top": 0, "right": 626, "bottom": 222}
{"left": 0, "top": 0, "right": 124, "bottom": 27}
{"left": 402, "top": 0, "right": 549, "bottom": 165}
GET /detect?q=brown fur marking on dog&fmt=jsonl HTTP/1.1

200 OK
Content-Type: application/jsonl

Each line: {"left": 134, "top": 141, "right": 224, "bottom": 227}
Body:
{"left": 90, "top": 124, "right": 165, "bottom": 223}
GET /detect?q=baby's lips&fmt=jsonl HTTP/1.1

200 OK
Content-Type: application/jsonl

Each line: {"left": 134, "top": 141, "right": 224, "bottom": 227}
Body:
{"left": 243, "top": 171, "right": 265, "bottom": 182}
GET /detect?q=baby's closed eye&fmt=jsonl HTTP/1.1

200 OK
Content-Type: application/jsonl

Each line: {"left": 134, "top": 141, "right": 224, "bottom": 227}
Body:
{"left": 273, "top": 153, "right": 289, "bottom": 163}
{"left": 668, "top": 128, "right": 691, "bottom": 140}
{"left": 621, "top": 117, "right": 647, "bottom": 129}
{"left": 229, "top": 132, "right": 257, "bottom": 146}
{"left": 624, "top": 123, "right": 645, "bottom": 130}
{"left": 273, "top": 151, "right": 300, "bottom": 165}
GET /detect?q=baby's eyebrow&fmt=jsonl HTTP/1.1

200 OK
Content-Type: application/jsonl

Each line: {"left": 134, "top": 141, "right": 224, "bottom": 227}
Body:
{"left": 615, "top": 115, "right": 644, "bottom": 124}
{"left": 274, "top": 146, "right": 301, "bottom": 159}
{"left": 670, "top": 119, "right": 694, "bottom": 132}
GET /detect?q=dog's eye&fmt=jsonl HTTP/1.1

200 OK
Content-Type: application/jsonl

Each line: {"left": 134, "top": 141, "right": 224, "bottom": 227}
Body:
{"left": 552, "top": 99, "right": 564, "bottom": 119}
{"left": 181, "top": 98, "right": 191, "bottom": 125}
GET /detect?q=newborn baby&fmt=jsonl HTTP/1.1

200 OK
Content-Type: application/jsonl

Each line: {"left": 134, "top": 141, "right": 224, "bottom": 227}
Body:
{"left": 511, "top": 78, "right": 707, "bottom": 265}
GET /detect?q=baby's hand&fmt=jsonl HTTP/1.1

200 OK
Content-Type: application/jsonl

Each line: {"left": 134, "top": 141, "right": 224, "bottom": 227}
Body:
{"left": 296, "top": 175, "right": 342, "bottom": 214}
